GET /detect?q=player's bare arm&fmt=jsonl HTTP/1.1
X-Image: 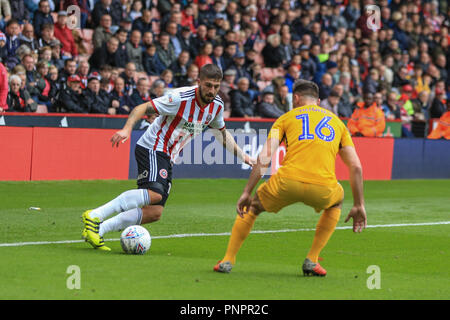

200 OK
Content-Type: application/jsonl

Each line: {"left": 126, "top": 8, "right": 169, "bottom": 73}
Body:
{"left": 213, "top": 129, "right": 256, "bottom": 166}
{"left": 111, "top": 102, "right": 156, "bottom": 147}
{"left": 237, "top": 137, "right": 280, "bottom": 217}
{"left": 339, "top": 145, "right": 367, "bottom": 233}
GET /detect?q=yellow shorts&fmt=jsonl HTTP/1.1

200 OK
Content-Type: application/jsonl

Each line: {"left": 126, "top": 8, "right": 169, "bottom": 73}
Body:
{"left": 257, "top": 174, "right": 344, "bottom": 213}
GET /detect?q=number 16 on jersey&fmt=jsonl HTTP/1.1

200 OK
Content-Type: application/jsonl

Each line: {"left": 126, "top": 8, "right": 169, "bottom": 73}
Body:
{"left": 297, "top": 114, "right": 335, "bottom": 142}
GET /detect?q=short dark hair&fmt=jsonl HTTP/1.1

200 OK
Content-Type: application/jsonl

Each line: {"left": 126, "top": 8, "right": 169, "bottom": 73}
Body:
{"left": 292, "top": 80, "right": 319, "bottom": 99}
{"left": 199, "top": 64, "right": 223, "bottom": 81}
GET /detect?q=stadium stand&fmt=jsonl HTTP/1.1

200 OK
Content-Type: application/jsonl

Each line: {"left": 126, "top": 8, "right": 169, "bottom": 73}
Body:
{"left": 0, "top": 0, "right": 449, "bottom": 138}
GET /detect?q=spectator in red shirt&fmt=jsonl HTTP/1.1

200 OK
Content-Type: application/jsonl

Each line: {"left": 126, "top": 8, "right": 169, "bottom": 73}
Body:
{"left": 194, "top": 42, "right": 213, "bottom": 69}
{"left": 53, "top": 11, "right": 78, "bottom": 59}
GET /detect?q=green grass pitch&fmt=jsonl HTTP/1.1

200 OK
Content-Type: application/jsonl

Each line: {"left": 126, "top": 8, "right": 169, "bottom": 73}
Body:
{"left": 0, "top": 179, "right": 449, "bottom": 300}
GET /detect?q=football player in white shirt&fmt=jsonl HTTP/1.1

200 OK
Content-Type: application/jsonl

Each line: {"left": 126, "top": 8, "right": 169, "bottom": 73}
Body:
{"left": 82, "top": 64, "right": 255, "bottom": 251}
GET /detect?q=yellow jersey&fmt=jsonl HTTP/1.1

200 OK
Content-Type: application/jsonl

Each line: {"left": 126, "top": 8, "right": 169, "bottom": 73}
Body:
{"left": 268, "top": 105, "right": 354, "bottom": 186}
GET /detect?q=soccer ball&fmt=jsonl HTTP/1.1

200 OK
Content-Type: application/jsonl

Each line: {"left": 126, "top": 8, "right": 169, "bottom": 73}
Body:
{"left": 120, "top": 225, "right": 151, "bottom": 254}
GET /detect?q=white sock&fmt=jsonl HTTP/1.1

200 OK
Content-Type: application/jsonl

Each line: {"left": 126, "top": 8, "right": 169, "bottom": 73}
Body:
{"left": 99, "top": 208, "right": 143, "bottom": 237}
{"left": 90, "top": 189, "right": 150, "bottom": 222}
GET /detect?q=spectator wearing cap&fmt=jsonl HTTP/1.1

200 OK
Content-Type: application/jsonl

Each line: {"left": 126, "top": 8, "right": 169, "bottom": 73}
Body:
{"left": 93, "top": 14, "right": 113, "bottom": 50}
{"left": 178, "top": 26, "right": 196, "bottom": 59}
{"left": 261, "top": 33, "right": 285, "bottom": 68}
{"left": 228, "top": 51, "right": 251, "bottom": 84}
{"left": 348, "top": 91, "right": 386, "bottom": 137}
{"left": 258, "top": 87, "right": 284, "bottom": 119}
{"left": 299, "top": 45, "right": 316, "bottom": 81}
{"left": 49, "top": 39, "right": 64, "bottom": 71}
{"left": 326, "top": 60, "right": 340, "bottom": 85}
{"left": 92, "top": 0, "right": 123, "bottom": 28}
{"left": 83, "top": 72, "right": 116, "bottom": 115}
{"left": 89, "top": 36, "right": 121, "bottom": 71}
{"left": 126, "top": 30, "right": 144, "bottom": 72}
{"left": 197, "top": 0, "right": 214, "bottom": 26}
{"left": 56, "top": 74, "right": 87, "bottom": 113}
{"left": 398, "top": 84, "right": 415, "bottom": 117}
{"left": 54, "top": 11, "right": 78, "bottom": 58}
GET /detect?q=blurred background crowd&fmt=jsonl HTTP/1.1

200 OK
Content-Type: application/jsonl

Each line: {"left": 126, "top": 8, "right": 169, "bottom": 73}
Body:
{"left": 0, "top": 0, "right": 449, "bottom": 138}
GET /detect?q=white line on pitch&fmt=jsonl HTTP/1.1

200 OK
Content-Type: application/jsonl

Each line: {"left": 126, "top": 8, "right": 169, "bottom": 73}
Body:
{"left": 0, "top": 221, "right": 449, "bottom": 247}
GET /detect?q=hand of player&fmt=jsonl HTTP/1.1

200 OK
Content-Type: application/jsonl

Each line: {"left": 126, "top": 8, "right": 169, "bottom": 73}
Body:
{"left": 236, "top": 192, "right": 251, "bottom": 218}
{"left": 244, "top": 155, "right": 257, "bottom": 167}
{"left": 344, "top": 205, "right": 367, "bottom": 233}
{"left": 111, "top": 128, "right": 131, "bottom": 148}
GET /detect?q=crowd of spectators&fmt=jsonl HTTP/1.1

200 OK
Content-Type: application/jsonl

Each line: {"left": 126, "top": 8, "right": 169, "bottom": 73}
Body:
{"left": 0, "top": 0, "right": 449, "bottom": 138}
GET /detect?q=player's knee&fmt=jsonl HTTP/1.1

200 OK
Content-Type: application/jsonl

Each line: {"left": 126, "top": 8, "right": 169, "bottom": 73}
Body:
{"left": 141, "top": 205, "right": 163, "bottom": 223}
{"left": 147, "top": 190, "right": 163, "bottom": 204}
{"left": 250, "top": 194, "right": 264, "bottom": 215}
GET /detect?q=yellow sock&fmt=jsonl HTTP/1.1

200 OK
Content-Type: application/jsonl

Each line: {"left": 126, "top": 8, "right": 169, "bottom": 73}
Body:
{"left": 222, "top": 211, "right": 258, "bottom": 265}
{"left": 307, "top": 207, "right": 341, "bottom": 263}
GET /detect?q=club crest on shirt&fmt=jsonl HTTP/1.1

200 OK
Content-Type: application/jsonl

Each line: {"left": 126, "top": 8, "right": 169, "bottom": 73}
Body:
{"left": 159, "top": 169, "right": 168, "bottom": 179}
{"left": 206, "top": 114, "right": 212, "bottom": 123}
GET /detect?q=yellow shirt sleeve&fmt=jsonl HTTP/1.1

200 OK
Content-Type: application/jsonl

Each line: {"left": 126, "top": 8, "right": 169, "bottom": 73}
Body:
{"left": 268, "top": 116, "right": 285, "bottom": 142}
{"left": 340, "top": 124, "right": 355, "bottom": 148}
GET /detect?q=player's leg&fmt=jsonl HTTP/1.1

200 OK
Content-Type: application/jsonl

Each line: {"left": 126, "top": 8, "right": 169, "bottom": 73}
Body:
{"left": 215, "top": 175, "right": 289, "bottom": 273}
{"left": 215, "top": 193, "right": 265, "bottom": 272}
{"left": 303, "top": 184, "right": 344, "bottom": 276}
{"left": 97, "top": 204, "right": 164, "bottom": 237}
{"left": 95, "top": 149, "right": 172, "bottom": 239}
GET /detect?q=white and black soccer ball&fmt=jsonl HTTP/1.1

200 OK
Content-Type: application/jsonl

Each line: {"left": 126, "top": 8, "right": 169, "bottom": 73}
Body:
{"left": 120, "top": 225, "right": 151, "bottom": 254}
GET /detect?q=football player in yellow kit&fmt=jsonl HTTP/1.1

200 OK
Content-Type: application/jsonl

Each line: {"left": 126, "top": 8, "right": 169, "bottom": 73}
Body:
{"left": 214, "top": 80, "right": 367, "bottom": 276}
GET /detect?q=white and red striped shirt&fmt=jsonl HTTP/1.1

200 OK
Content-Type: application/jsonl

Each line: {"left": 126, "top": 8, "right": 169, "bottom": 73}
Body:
{"left": 136, "top": 86, "right": 225, "bottom": 159}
